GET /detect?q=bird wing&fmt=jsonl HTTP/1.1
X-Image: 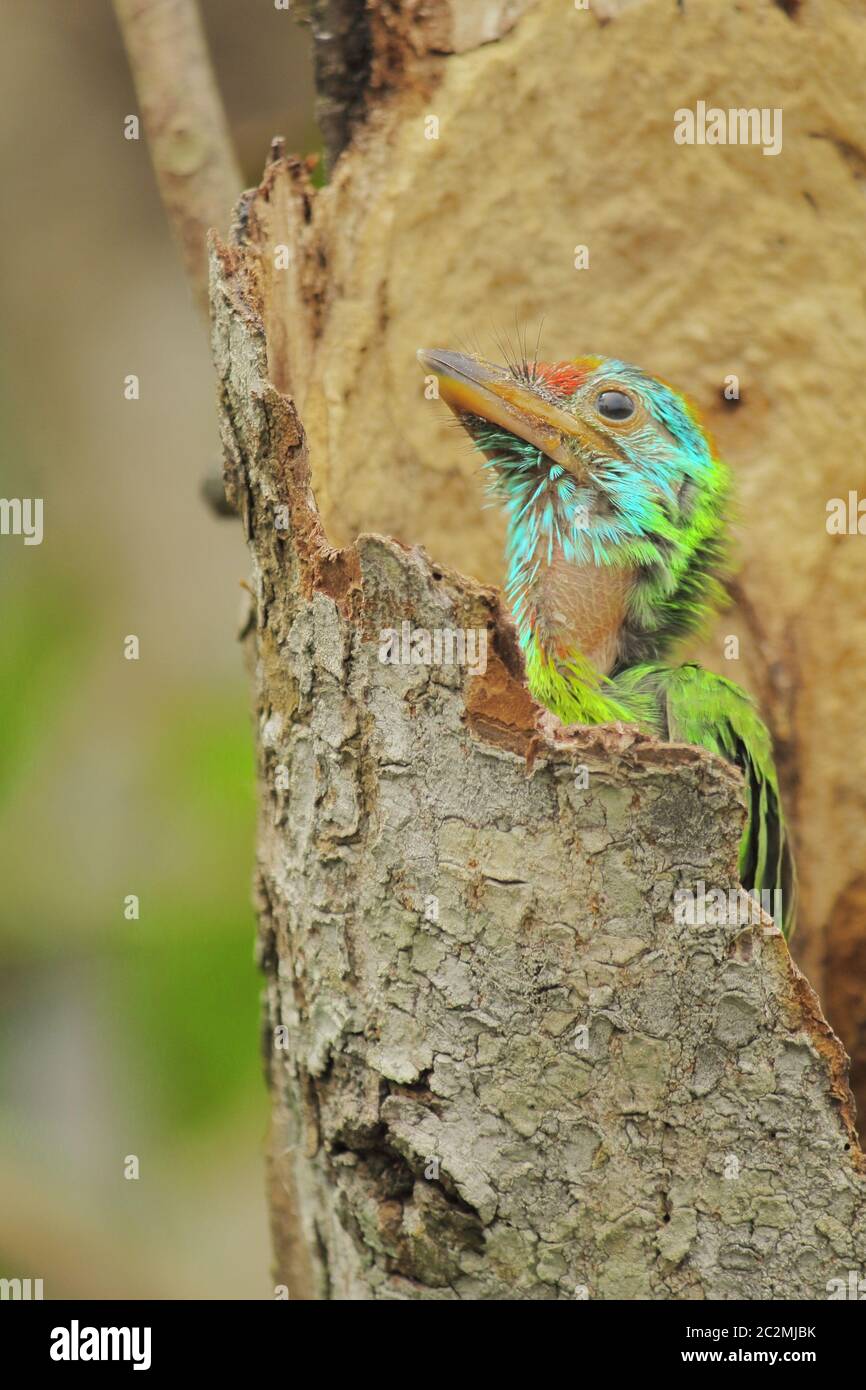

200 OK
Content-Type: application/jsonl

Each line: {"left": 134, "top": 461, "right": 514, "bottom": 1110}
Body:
{"left": 616, "top": 663, "right": 796, "bottom": 937}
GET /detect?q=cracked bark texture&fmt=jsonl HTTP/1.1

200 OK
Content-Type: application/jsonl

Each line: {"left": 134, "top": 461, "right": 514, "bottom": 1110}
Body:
{"left": 208, "top": 0, "right": 866, "bottom": 1298}
{"left": 281, "top": 0, "right": 866, "bottom": 1066}
{"left": 210, "top": 153, "right": 866, "bottom": 1300}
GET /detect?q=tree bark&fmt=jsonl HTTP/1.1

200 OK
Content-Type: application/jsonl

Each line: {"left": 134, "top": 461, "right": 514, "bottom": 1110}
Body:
{"left": 210, "top": 133, "right": 866, "bottom": 1295}
{"left": 114, "top": 0, "right": 866, "bottom": 1144}
{"left": 273, "top": 0, "right": 866, "bottom": 1047}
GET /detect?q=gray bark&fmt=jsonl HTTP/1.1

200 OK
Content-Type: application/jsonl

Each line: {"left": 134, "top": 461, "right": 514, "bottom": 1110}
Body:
{"left": 209, "top": 155, "right": 866, "bottom": 1299}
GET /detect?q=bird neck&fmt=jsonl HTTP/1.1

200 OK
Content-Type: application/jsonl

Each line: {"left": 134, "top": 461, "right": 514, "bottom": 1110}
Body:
{"left": 507, "top": 528, "right": 633, "bottom": 679}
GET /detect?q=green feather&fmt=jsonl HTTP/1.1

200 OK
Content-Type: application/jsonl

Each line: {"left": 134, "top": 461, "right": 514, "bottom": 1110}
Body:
{"left": 613, "top": 663, "right": 797, "bottom": 937}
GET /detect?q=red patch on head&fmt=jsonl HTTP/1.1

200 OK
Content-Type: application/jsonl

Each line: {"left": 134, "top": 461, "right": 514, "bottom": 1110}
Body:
{"left": 535, "top": 361, "right": 588, "bottom": 397}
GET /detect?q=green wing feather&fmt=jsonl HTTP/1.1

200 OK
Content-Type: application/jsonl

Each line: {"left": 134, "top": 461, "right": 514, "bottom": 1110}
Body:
{"left": 614, "top": 663, "right": 796, "bottom": 938}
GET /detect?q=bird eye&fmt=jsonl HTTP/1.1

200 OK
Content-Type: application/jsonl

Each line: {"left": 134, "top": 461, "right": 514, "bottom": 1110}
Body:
{"left": 597, "top": 390, "right": 635, "bottom": 422}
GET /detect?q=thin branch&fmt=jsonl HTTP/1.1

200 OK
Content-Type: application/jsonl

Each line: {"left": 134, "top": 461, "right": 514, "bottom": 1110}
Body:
{"left": 112, "top": 0, "right": 243, "bottom": 315}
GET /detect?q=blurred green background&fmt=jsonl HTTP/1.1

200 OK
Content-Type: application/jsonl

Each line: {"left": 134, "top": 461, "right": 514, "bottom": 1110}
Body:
{"left": 0, "top": 1, "right": 316, "bottom": 1297}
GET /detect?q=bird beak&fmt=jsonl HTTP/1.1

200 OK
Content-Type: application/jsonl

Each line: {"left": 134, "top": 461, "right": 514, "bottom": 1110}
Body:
{"left": 417, "top": 348, "right": 593, "bottom": 468}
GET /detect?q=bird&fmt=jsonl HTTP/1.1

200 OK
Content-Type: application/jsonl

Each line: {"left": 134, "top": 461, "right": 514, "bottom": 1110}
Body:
{"left": 418, "top": 345, "right": 796, "bottom": 937}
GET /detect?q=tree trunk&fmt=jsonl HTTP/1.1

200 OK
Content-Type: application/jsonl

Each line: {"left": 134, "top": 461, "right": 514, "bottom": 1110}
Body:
{"left": 208, "top": 0, "right": 866, "bottom": 1298}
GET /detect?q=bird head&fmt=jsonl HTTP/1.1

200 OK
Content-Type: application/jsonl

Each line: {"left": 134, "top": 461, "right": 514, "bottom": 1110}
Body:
{"left": 417, "top": 347, "right": 725, "bottom": 570}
